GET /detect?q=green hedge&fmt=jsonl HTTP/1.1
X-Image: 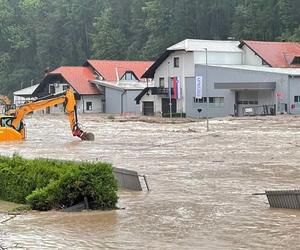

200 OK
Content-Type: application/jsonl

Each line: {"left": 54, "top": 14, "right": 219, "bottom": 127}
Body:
{"left": 0, "top": 155, "right": 118, "bottom": 211}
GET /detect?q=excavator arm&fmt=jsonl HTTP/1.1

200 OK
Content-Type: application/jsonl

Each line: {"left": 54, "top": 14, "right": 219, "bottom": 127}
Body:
{"left": 11, "top": 88, "right": 94, "bottom": 141}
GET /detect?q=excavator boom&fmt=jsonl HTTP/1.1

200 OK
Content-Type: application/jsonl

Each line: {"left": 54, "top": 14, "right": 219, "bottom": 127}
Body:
{"left": 0, "top": 88, "right": 94, "bottom": 141}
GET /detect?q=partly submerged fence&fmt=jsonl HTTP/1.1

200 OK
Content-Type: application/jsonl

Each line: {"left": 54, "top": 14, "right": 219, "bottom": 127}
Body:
{"left": 242, "top": 105, "right": 276, "bottom": 116}
{"left": 254, "top": 189, "right": 300, "bottom": 209}
{"left": 266, "top": 190, "right": 300, "bottom": 209}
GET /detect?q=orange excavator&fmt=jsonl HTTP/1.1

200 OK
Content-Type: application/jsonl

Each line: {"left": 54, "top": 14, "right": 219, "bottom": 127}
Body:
{"left": 0, "top": 88, "right": 94, "bottom": 141}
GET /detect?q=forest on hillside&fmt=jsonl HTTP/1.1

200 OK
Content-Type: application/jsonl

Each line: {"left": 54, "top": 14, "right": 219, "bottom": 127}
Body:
{"left": 1, "top": 0, "right": 300, "bottom": 95}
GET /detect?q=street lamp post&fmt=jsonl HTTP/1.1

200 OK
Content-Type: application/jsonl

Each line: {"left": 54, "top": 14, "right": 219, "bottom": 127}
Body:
{"left": 167, "top": 61, "right": 172, "bottom": 118}
{"left": 204, "top": 48, "right": 209, "bottom": 132}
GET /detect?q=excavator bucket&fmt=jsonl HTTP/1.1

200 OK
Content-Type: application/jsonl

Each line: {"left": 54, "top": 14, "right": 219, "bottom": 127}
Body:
{"left": 81, "top": 132, "right": 95, "bottom": 141}
{"left": 72, "top": 128, "right": 95, "bottom": 141}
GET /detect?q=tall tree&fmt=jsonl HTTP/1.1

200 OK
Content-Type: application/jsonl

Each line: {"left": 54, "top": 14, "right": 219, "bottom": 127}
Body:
{"left": 92, "top": 8, "right": 127, "bottom": 59}
{"left": 0, "top": 0, "right": 35, "bottom": 93}
{"left": 1, "top": 0, "right": 300, "bottom": 95}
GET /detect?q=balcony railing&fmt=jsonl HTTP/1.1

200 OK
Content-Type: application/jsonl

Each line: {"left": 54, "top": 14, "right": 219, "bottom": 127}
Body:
{"left": 150, "top": 87, "right": 173, "bottom": 96}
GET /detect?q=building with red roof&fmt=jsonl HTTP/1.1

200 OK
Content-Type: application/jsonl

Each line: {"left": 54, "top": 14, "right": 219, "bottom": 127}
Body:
{"left": 85, "top": 60, "right": 153, "bottom": 82}
{"left": 239, "top": 40, "right": 300, "bottom": 68}
{"left": 50, "top": 66, "right": 101, "bottom": 95}
{"left": 33, "top": 60, "right": 153, "bottom": 114}
{"left": 33, "top": 66, "right": 103, "bottom": 113}
{"left": 84, "top": 60, "right": 154, "bottom": 114}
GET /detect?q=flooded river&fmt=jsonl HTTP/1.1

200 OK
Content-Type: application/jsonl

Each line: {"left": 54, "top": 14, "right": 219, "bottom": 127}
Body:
{"left": 0, "top": 114, "right": 299, "bottom": 249}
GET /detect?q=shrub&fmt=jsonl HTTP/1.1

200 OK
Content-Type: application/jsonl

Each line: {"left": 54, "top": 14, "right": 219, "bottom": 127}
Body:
{"left": 0, "top": 155, "right": 118, "bottom": 211}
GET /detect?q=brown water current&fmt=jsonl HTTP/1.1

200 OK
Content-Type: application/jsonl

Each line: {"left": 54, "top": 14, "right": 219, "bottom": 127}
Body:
{"left": 0, "top": 114, "right": 300, "bottom": 249}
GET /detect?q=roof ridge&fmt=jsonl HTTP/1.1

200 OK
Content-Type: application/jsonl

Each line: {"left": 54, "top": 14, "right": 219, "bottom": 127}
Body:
{"left": 87, "top": 59, "right": 154, "bottom": 63}
{"left": 244, "top": 40, "right": 300, "bottom": 45}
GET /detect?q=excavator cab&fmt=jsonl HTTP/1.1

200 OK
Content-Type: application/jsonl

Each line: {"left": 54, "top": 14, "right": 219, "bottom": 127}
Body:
{"left": 0, "top": 116, "right": 24, "bottom": 131}
{"left": 4, "top": 104, "right": 16, "bottom": 116}
{"left": 0, "top": 115, "right": 25, "bottom": 140}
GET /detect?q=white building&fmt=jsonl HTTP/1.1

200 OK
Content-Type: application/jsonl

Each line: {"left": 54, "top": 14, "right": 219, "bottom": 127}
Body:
{"left": 13, "top": 84, "right": 39, "bottom": 106}
{"left": 137, "top": 39, "right": 300, "bottom": 117}
{"left": 138, "top": 39, "right": 244, "bottom": 115}
{"left": 92, "top": 80, "right": 152, "bottom": 114}
{"left": 33, "top": 60, "right": 153, "bottom": 114}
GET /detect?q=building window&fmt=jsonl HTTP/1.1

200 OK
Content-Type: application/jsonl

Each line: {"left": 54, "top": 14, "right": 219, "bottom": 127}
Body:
{"left": 122, "top": 72, "right": 137, "bottom": 81}
{"left": 237, "top": 100, "right": 258, "bottom": 105}
{"left": 237, "top": 91, "right": 258, "bottom": 105}
{"left": 174, "top": 57, "right": 179, "bottom": 68}
{"left": 159, "top": 77, "right": 165, "bottom": 88}
{"left": 214, "top": 97, "right": 225, "bottom": 107}
{"left": 292, "top": 57, "right": 300, "bottom": 64}
{"left": 49, "top": 85, "right": 55, "bottom": 94}
{"left": 86, "top": 101, "right": 92, "bottom": 111}
{"left": 193, "top": 97, "right": 224, "bottom": 108}
{"left": 294, "top": 96, "right": 300, "bottom": 103}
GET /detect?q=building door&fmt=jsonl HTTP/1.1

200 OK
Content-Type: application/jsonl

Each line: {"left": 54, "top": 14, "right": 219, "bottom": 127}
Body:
{"left": 102, "top": 99, "right": 106, "bottom": 113}
{"left": 162, "top": 98, "right": 177, "bottom": 114}
{"left": 143, "top": 101, "right": 154, "bottom": 116}
{"left": 236, "top": 91, "right": 258, "bottom": 116}
{"left": 234, "top": 92, "right": 239, "bottom": 116}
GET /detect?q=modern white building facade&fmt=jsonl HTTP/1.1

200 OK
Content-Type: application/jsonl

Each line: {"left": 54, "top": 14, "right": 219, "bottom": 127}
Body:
{"left": 137, "top": 39, "right": 300, "bottom": 117}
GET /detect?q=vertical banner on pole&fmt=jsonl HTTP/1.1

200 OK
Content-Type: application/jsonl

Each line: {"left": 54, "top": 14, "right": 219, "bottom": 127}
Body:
{"left": 172, "top": 76, "right": 181, "bottom": 99}
{"left": 177, "top": 77, "right": 181, "bottom": 99}
{"left": 195, "top": 76, "right": 203, "bottom": 99}
{"left": 168, "top": 77, "right": 172, "bottom": 100}
{"left": 168, "top": 77, "right": 172, "bottom": 117}
{"left": 172, "top": 77, "right": 177, "bottom": 99}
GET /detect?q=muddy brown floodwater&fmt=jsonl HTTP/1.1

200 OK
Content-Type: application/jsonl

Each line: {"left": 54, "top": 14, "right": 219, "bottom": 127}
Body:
{"left": 0, "top": 114, "right": 300, "bottom": 249}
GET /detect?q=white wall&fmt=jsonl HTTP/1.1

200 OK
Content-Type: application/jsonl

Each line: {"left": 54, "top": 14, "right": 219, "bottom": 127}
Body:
{"left": 242, "top": 45, "right": 269, "bottom": 67}
{"left": 154, "top": 51, "right": 195, "bottom": 86}
{"left": 14, "top": 96, "right": 30, "bottom": 106}
{"left": 123, "top": 90, "right": 141, "bottom": 114}
{"left": 153, "top": 51, "right": 194, "bottom": 113}
{"left": 139, "top": 93, "right": 159, "bottom": 114}
{"left": 289, "top": 77, "right": 300, "bottom": 114}
{"left": 77, "top": 95, "right": 102, "bottom": 113}
{"left": 194, "top": 51, "right": 243, "bottom": 65}
{"left": 152, "top": 50, "right": 244, "bottom": 114}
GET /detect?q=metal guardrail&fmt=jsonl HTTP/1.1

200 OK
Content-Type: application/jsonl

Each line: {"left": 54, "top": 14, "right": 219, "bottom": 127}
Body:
{"left": 151, "top": 87, "right": 173, "bottom": 96}
{"left": 266, "top": 190, "right": 300, "bottom": 209}
{"left": 254, "top": 190, "right": 300, "bottom": 209}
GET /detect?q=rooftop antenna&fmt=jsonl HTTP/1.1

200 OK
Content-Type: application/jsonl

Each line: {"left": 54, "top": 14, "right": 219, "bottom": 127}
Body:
{"left": 115, "top": 67, "right": 120, "bottom": 84}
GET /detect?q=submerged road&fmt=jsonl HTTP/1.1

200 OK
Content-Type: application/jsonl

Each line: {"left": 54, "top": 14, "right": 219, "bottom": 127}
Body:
{"left": 0, "top": 114, "right": 300, "bottom": 249}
